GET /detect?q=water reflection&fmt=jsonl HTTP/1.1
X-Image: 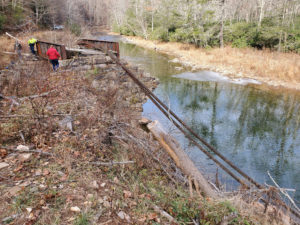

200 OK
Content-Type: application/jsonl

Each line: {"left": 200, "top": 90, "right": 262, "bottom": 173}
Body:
{"left": 119, "top": 42, "right": 300, "bottom": 203}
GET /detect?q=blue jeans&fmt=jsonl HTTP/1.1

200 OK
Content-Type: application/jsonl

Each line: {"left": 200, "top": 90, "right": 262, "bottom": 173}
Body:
{"left": 29, "top": 44, "right": 35, "bottom": 55}
{"left": 50, "top": 59, "right": 59, "bottom": 71}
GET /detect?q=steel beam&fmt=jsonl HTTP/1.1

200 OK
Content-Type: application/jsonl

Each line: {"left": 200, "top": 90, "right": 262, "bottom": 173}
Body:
{"left": 77, "top": 39, "right": 120, "bottom": 58}
{"left": 36, "top": 41, "right": 67, "bottom": 60}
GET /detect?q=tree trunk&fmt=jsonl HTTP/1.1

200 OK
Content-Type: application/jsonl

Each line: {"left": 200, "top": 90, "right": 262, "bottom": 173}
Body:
{"left": 35, "top": 1, "right": 39, "bottom": 25}
{"left": 147, "top": 121, "right": 217, "bottom": 198}
{"left": 258, "top": 0, "right": 265, "bottom": 27}
{"left": 220, "top": 0, "right": 225, "bottom": 48}
{"left": 151, "top": 0, "right": 154, "bottom": 32}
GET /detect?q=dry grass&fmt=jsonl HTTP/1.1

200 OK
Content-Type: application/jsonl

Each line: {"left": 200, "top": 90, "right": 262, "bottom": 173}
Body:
{"left": 124, "top": 36, "right": 300, "bottom": 90}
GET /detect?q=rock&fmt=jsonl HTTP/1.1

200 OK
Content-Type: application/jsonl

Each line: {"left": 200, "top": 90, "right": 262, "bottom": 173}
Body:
{"left": 8, "top": 186, "right": 22, "bottom": 196}
{"left": 118, "top": 211, "right": 125, "bottom": 220}
{"left": 91, "top": 180, "right": 99, "bottom": 189}
{"left": 39, "top": 184, "right": 47, "bottom": 190}
{"left": 86, "top": 194, "right": 93, "bottom": 200}
{"left": 123, "top": 190, "right": 132, "bottom": 198}
{"left": 105, "top": 56, "right": 112, "bottom": 63}
{"left": 18, "top": 153, "right": 32, "bottom": 162}
{"left": 58, "top": 115, "right": 73, "bottom": 131}
{"left": 57, "top": 171, "right": 65, "bottom": 176}
{"left": 70, "top": 206, "right": 81, "bottom": 212}
{"left": 93, "top": 58, "right": 106, "bottom": 64}
{"left": 139, "top": 117, "right": 151, "bottom": 125}
{"left": 106, "top": 71, "right": 117, "bottom": 79}
{"left": 19, "top": 181, "right": 31, "bottom": 187}
{"left": 30, "top": 187, "right": 38, "bottom": 193}
{"left": 0, "top": 162, "right": 9, "bottom": 170}
{"left": 92, "top": 80, "right": 100, "bottom": 89}
{"left": 169, "top": 58, "right": 180, "bottom": 63}
{"left": 35, "top": 169, "right": 42, "bottom": 176}
{"left": 117, "top": 211, "right": 130, "bottom": 222}
{"left": 95, "top": 64, "right": 108, "bottom": 69}
{"left": 103, "top": 200, "right": 110, "bottom": 208}
{"left": 113, "top": 177, "right": 119, "bottom": 183}
{"left": 43, "top": 169, "right": 50, "bottom": 175}
{"left": 17, "top": 145, "right": 29, "bottom": 151}
{"left": 26, "top": 208, "right": 32, "bottom": 213}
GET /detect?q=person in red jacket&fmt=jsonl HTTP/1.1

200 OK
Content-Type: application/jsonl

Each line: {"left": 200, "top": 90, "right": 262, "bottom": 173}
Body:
{"left": 46, "top": 45, "right": 61, "bottom": 71}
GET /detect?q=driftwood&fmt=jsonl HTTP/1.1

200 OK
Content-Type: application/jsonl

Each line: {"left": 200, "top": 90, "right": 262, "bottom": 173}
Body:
{"left": 147, "top": 120, "right": 217, "bottom": 198}
{"left": 267, "top": 171, "right": 300, "bottom": 213}
{"left": 0, "top": 51, "right": 30, "bottom": 56}
{"left": 5, "top": 32, "right": 22, "bottom": 42}
{"left": 152, "top": 204, "right": 178, "bottom": 223}
{"left": 91, "top": 161, "right": 135, "bottom": 166}
{"left": 1, "top": 146, "right": 53, "bottom": 156}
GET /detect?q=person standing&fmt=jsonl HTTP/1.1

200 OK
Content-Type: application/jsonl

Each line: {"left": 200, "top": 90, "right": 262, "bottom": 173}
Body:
{"left": 28, "top": 37, "right": 37, "bottom": 55}
{"left": 46, "top": 45, "right": 61, "bottom": 72}
{"left": 14, "top": 41, "right": 22, "bottom": 59}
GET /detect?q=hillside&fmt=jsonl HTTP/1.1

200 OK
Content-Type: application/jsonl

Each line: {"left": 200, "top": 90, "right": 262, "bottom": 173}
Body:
{"left": 0, "top": 31, "right": 295, "bottom": 225}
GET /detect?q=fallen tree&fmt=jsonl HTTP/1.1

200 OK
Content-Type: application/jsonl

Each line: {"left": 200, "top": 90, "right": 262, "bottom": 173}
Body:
{"left": 147, "top": 120, "right": 217, "bottom": 198}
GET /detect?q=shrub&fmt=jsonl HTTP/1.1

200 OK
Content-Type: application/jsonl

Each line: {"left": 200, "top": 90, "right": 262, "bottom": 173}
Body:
{"left": 70, "top": 23, "right": 81, "bottom": 36}
{"left": 0, "top": 13, "right": 6, "bottom": 31}
{"left": 232, "top": 37, "right": 248, "bottom": 48}
{"left": 119, "top": 25, "right": 135, "bottom": 36}
{"left": 150, "top": 27, "right": 169, "bottom": 41}
{"left": 12, "top": 6, "right": 24, "bottom": 24}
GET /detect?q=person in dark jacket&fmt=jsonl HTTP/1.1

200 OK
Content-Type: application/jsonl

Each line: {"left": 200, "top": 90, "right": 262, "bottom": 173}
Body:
{"left": 46, "top": 45, "right": 61, "bottom": 71}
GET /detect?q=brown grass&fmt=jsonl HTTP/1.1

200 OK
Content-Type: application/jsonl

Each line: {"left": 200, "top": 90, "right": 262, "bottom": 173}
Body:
{"left": 124, "top": 36, "right": 300, "bottom": 90}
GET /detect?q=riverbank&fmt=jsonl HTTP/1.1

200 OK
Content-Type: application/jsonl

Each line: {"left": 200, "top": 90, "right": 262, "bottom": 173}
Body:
{"left": 0, "top": 30, "right": 295, "bottom": 224}
{"left": 121, "top": 36, "right": 300, "bottom": 91}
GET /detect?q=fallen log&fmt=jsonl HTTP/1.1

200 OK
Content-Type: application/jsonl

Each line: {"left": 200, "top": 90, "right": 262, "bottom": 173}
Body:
{"left": 1, "top": 146, "right": 53, "bottom": 156}
{"left": 91, "top": 161, "right": 135, "bottom": 166}
{"left": 5, "top": 32, "right": 22, "bottom": 42}
{"left": 147, "top": 120, "right": 217, "bottom": 198}
{"left": 0, "top": 51, "right": 30, "bottom": 56}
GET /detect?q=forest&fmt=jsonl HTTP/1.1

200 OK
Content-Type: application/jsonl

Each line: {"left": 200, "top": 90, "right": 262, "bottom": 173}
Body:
{"left": 1, "top": 0, "right": 299, "bottom": 52}
{"left": 114, "top": 0, "right": 300, "bottom": 53}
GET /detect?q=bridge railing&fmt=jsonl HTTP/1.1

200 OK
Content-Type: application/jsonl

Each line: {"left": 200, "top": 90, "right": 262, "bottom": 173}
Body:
{"left": 36, "top": 41, "right": 67, "bottom": 60}
{"left": 77, "top": 39, "right": 120, "bottom": 58}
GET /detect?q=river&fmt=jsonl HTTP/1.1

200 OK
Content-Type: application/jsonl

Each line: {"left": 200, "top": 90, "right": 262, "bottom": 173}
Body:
{"left": 100, "top": 35, "right": 300, "bottom": 204}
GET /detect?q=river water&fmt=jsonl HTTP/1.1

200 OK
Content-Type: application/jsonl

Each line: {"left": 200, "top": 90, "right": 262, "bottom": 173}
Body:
{"left": 100, "top": 36, "right": 300, "bottom": 204}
